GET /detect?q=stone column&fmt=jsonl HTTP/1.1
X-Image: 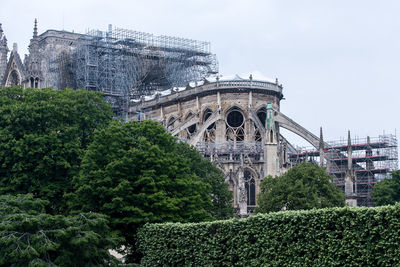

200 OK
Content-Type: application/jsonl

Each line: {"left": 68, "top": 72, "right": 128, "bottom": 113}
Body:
{"left": 237, "top": 169, "right": 247, "bottom": 217}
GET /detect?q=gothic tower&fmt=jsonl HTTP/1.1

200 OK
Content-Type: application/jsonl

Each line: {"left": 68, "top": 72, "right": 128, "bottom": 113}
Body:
{"left": 25, "top": 19, "right": 42, "bottom": 88}
{"left": 0, "top": 23, "right": 9, "bottom": 84}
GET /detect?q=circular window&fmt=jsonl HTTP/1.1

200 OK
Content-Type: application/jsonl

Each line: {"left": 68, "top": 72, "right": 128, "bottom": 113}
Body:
{"left": 226, "top": 109, "right": 244, "bottom": 128}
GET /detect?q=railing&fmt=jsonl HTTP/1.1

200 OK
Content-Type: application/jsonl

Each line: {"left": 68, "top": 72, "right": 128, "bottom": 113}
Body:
{"left": 201, "top": 80, "right": 282, "bottom": 92}
{"left": 130, "top": 79, "right": 282, "bottom": 111}
{"left": 196, "top": 141, "right": 264, "bottom": 155}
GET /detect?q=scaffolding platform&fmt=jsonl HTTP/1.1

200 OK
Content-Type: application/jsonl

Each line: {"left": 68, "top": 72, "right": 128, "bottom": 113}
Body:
{"left": 289, "top": 134, "right": 398, "bottom": 207}
{"left": 74, "top": 25, "right": 218, "bottom": 116}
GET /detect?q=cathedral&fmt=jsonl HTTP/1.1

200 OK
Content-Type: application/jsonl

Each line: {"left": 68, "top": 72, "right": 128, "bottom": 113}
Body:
{"left": 0, "top": 20, "right": 217, "bottom": 116}
{"left": 0, "top": 20, "right": 88, "bottom": 90}
{"left": 1, "top": 20, "right": 397, "bottom": 214}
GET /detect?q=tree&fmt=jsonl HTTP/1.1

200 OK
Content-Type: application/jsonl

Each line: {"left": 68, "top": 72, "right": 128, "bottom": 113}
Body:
{"left": 176, "top": 142, "right": 234, "bottom": 219}
{"left": 0, "top": 86, "right": 113, "bottom": 214}
{"left": 0, "top": 194, "right": 119, "bottom": 266}
{"left": 256, "top": 162, "right": 345, "bottom": 213}
{"left": 70, "top": 120, "right": 215, "bottom": 262}
{"left": 372, "top": 170, "right": 400, "bottom": 206}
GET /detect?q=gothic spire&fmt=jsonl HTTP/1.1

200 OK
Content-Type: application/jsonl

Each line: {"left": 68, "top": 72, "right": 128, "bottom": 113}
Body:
{"left": 319, "top": 127, "right": 324, "bottom": 148}
{"left": 33, "top": 19, "right": 38, "bottom": 38}
{"left": 0, "top": 23, "right": 7, "bottom": 48}
{"left": 347, "top": 130, "right": 352, "bottom": 171}
{"left": 0, "top": 23, "right": 3, "bottom": 42}
{"left": 319, "top": 127, "right": 325, "bottom": 167}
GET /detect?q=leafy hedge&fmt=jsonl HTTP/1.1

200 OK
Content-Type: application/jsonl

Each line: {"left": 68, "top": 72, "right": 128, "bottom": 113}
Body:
{"left": 137, "top": 204, "right": 400, "bottom": 266}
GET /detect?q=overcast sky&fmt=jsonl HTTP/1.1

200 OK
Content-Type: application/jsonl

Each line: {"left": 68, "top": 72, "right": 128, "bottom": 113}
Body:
{"left": 1, "top": 0, "right": 399, "bottom": 147}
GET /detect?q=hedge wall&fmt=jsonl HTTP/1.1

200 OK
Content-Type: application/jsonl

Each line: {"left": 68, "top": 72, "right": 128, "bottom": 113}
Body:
{"left": 137, "top": 204, "right": 400, "bottom": 266}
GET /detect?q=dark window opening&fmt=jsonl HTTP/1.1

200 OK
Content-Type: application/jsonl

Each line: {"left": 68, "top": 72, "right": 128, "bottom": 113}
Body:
{"left": 203, "top": 109, "right": 215, "bottom": 130}
{"left": 257, "top": 108, "right": 266, "bottom": 127}
{"left": 10, "top": 70, "right": 20, "bottom": 85}
{"left": 204, "top": 109, "right": 212, "bottom": 121}
{"left": 236, "top": 128, "right": 244, "bottom": 141}
{"left": 167, "top": 117, "right": 175, "bottom": 131}
{"left": 186, "top": 113, "right": 196, "bottom": 134}
{"left": 187, "top": 124, "right": 196, "bottom": 134}
{"left": 244, "top": 170, "right": 256, "bottom": 206}
{"left": 226, "top": 109, "right": 244, "bottom": 128}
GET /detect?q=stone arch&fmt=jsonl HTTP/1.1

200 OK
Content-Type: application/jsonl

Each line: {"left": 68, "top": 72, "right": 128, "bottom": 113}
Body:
{"left": 7, "top": 69, "right": 21, "bottom": 86}
{"left": 274, "top": 110, "right": 323, "bottom": 149}
{"left": 223, "top": 105, "right": 247, "bottom": 121}
{"left": 188, "top": 110, "right": 222, "bottom": 145}
{"left": 202, "top": 107, "right": 213, "bottom": 123}
{"left": 167, "top": 116, "right": 176, "bottom": 132}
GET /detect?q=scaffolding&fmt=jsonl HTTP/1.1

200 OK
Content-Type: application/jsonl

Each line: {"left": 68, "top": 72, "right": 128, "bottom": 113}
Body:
{"left": 289, "top": 134, "right": 398, "bottom": 207}
{"left": 74, "top": 25, "right": 218, "bottom": 116}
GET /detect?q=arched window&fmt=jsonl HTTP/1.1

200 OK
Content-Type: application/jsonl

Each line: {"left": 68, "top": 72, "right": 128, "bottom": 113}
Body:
{"left": 186, "top": 112, "right": 196, "bottom": 134}
{"left": 202, "top": 108, "right": 216, "bottom": 143}
{"left": 34, "top": 78, "right": 39, "bottom": 88}
{"left": 225, "top": 107, "right": 245, "bottom": 142}
{"left": 30, "top": 77, "right": 34, "bottom": 88}
{"left": 9, "top": 70, "right": 20, "bottom": 85}
{"left": 167, "top": 117, "right": 175, "bottom": 131}
{"left": 270, "top": 130, "right": 274, "bottom": 143}
{"left": 244, "top": 170, "right": 256, "bottom": 206}
{"left": 203, "top": 108, "right": 216, "bottom": 129}
{"left": 257, "top": 107, "right": 267, "bottom": 127}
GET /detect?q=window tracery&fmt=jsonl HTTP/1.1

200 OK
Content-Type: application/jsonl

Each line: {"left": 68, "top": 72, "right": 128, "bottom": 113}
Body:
{"left": 202, "top": 108, "right": 216, "bottom": 143}
{"left": 186, "top": 112, "right": 196, "bottom": 135}
{"left": 225, "top": 107, "right": 245, "bottom": 142}
{"left": 254, "top": 107, "right": 266, "bottom": 142}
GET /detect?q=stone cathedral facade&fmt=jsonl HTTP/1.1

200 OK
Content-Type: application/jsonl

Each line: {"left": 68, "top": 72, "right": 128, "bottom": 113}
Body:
{"left": 0, "top": 20, "right": 84, "bottom": 89}
{"left": 1, "top": 20, "right": 396, "bottom": 214}
{"left": 128, "top": 75, "right": 314, "bottom": 216}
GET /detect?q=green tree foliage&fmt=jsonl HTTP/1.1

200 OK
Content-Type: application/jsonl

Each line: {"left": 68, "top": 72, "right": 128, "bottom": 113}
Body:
{"left": 0, "top": 194, "right": 119, "bottom": 266}
{"left": 70, "top": 120, "right": 217, "bottom": 262}
{"left": 256, "top": 162, "right": 345, "bottom": 213}
{"left": 0, "top": 86, "right": 113, "bottom": 213}
{"left": 176, "top": 142, "right": 233, "bottom": 219}
{"left": 372, "top": 170, "right": 400, "bottom": 205}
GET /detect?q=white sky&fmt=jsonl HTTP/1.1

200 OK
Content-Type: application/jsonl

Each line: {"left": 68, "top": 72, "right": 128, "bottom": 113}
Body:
{"left": 1, "top": 0, "right": 399, "bottom": 147}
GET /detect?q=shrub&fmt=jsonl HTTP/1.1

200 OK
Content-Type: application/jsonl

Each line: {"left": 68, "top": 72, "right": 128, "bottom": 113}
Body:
{"left": 138, "top": 204, "right": 400, "bottom": 266}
